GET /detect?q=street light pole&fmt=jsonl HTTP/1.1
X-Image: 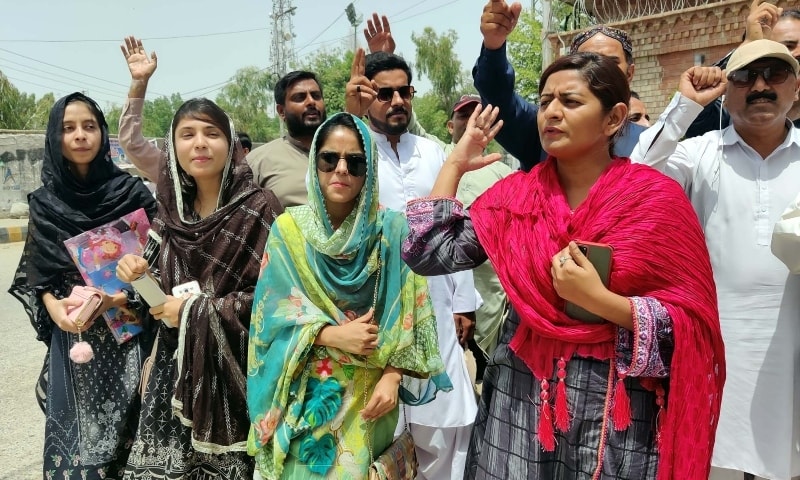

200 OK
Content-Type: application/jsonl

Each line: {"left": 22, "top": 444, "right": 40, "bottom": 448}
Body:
{"left": 541, "top": 0, "right": 554, "bottom": 68}
{"left": 345, "top": 3, "right": 362, "bottom": 52}
{"left": 270, "top": 1, "right": 297, "bottom": 136}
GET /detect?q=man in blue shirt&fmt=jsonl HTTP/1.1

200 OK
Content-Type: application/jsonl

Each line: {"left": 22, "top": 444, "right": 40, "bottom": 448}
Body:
{"left": 474, "top": 0, "right": 721, "bottom": 171}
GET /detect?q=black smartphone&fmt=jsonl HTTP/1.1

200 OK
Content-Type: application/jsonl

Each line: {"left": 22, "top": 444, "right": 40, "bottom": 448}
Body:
{"left": 564, "top": 241, "right": 613, "bottom": 324}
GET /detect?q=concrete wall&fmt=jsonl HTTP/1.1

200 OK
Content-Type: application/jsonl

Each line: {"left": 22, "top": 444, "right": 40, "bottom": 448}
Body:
{"left": 0, "top": 131, "right": 45, "bottom": 212}
{"left": 0, "top": 130, "right": 266, "bottom": 212}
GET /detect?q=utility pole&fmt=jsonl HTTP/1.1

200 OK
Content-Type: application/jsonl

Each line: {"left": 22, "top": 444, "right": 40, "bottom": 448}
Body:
{"left": 345, "top": 3, "right": 362, "bottom": 52}
{"left": 540, "top": 0, "right": 554, "bottom": 69}
{"left": 270, "top": 0, "right": 297, "bottom": 135}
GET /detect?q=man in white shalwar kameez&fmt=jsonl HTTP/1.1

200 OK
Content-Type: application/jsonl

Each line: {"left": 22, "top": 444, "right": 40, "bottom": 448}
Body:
{"left": 632, "top": 39, "right": 800, "bottom": 480}
{"left": 346, "top": 50, "right": 478, "bottom": 480}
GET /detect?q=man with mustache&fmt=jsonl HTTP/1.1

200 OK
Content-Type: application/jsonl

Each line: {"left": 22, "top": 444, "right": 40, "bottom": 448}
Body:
{"left": 247, "top": 70, "right": 326, "bottom": 207}
{"left": 636, "top": 39, "right": 800, "bottom": 480}
{"left": 347, "top": 50, "right": 479, "bottom": 480}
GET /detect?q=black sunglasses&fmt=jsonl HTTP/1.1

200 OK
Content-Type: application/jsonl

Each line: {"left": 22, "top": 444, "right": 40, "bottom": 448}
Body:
{"left": 316, "top": 151, "right": 368, "bottom": 177}
{"left": 376, "top": 85, "right": 415, "bottom": 102}
{"left": 728, "top": 65, "right": 793, "bottom": 88}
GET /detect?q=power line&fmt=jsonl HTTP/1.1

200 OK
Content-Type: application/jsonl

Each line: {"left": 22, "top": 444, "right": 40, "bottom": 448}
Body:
{"left": 3, "top": 74, "right": 119, "bottom": 106}
{"left": 6, "top": 0, "right": 465, "bottom": 103}
{"left": 393, "top": 0, "right": 462, "bottom": 23}
{"left": 0, "top": 59, "right": 128, "bottom": 98}
{"left": 0, "top": 27, "right": 268, "bottom": 43}
{"left": 182, "top": 5, "right": 350, "bottom": 99}
{"left": 0, "top": 47, "right": 169, "bottom": 97}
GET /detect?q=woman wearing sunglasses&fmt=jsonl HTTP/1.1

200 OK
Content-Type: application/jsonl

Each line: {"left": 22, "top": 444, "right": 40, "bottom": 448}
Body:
{"left": 246, "top": 112, "right": 450, "bottom": 479}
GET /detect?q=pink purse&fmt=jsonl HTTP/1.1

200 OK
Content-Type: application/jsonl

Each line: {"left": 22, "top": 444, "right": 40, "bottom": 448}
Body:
{"left": 65, "top": 286, "right": 102, "bottom": 364}
{"left": 66, "top": 286, "right": 102, "bottom": 325}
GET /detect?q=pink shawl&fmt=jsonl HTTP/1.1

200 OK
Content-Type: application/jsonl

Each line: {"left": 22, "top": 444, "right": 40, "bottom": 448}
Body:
{"left": 470, "top": 157, "right": 725, "bottom": 479}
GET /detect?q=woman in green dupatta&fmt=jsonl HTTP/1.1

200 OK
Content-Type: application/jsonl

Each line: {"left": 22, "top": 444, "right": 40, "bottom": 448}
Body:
{"left": 247, "top": 113, "right": 448, "bottom": 479}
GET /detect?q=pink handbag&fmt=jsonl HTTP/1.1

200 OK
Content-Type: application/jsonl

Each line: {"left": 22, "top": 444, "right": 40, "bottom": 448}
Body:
{"left": 66, "top": 286, "right": 102, "bottom": 363}
{"left": 66, "top": 285, "right": 102, "bottom": 325}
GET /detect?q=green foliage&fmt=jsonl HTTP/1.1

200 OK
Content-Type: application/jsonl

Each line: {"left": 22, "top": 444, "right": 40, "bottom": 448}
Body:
{"left": 105, "top": 104, "right": 122, "bottom": 135}
{"left": 215, "top": 66, "right": 280, "bottom": 143}
{"left": 507, "top": 9, "right": 543, "bottom": 102}
{"left": 29, "top": 93, "right": 55, "bottom": 131}
{"left": 301, "top": 48, "right": 354, "bottom": 116}
{"left": 0, "top": 71, "right": 37, "bottom": 130}
{"left": 411, "top": 28, "right": 462, "bottom": 112}
{"left": 412, "top": 92, "right": 450, "bottom": 143}
{"left": 553, "top": 0, "right": 594, "bottom": 33}
{"left": 141, "top": 93, "right": 184, "bottom": 139}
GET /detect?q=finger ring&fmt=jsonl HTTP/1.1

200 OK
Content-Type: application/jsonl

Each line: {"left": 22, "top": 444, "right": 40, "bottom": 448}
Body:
{"left": 559, "top": 255, "right": 571, "bottom": 266}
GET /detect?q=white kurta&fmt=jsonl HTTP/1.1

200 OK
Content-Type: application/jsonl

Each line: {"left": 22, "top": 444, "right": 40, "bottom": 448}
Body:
{"left": 372, "top": 129, "right": 478, "bottom": 429}
{"left": 635, "top": 95, "right": 800, "bottom": 479}
{"left": 773, "top": 192, "right": 800, "bottom": 274}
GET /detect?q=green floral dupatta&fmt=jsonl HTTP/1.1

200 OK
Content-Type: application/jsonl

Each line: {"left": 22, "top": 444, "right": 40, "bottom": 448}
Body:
{"left": 247, "top": 113, "right": 449, "bottom": 478}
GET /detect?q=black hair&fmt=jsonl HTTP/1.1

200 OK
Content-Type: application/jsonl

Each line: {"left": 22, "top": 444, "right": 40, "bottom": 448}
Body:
{"left": 780, "top": 9, "right": 800, "bottom": 21}
{"left": 630, "top": 90, "right": 641, "bottom": 100}
{"left": 65, "top": 94, "right": 108, "bottom": 132}
{"left": 313, "top": 114, "right": 364, "bottom": 156}
{"left": 171, "top": 98, "right": 232, "bottom": 147}
{"left": 274, "top": 71, "right": 322, "bottom": 106}
{"left": 539, "top": 53, "right": 630, "bottom": 155}
{"left": 237, "top": 131, "right": 252, "bottom": 150}
{"left": 364, "top": 52, "right": 413, "bottom": 84}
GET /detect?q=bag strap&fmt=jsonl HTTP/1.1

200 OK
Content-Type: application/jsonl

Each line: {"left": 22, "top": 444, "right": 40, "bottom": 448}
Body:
{"left": 365, "top": 239, "right": 382, "bottom": 464}
{"left": 139, "top": 328, "right": 161, "bottom": 397}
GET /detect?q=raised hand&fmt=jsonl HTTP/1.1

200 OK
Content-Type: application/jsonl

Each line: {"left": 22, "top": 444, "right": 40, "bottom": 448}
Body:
{"left": 364, "top": 13, "right": 396, "bottom": 54}
{"left": 121, "top": 35, "right": 157, "bottom": 82}
{"left": 345, "top": 48, "right": 377, "bottom": 117}
{"left": 446, "top": 103, "right": 504, "bottom": 173}
{"left": 744, "top": 0, "right": 783, "bottom": 42}
{"left": 480, "top": 0, "right": 523, "bottom": 50}
{"left": 679, "top": 66, "right": 728, "bottom": 107}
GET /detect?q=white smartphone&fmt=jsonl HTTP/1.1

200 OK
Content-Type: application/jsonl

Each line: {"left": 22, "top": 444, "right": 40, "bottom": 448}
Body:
{"left": 172, "top": 280, "right": 201, "bottom": 298}
{"left": 131, "top": 271, "right": 168, "bottom": 307}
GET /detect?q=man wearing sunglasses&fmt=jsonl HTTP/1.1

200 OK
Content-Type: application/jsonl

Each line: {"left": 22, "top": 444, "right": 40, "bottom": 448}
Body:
{"left": 634, "top": 39, "right": 800, "bottom": 480}
{"left": 354, "top": 51, "right": 479, "bottom": 480}
{"left": 247, "top": 70, "right": 327, "bottom": 208}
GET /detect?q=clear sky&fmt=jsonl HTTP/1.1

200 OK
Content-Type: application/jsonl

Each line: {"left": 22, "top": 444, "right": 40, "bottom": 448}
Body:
{"left": 1, "top": 0, "right": 499, "bottom": 111}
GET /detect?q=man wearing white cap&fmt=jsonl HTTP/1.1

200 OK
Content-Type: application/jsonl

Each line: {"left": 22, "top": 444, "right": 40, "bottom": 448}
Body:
{"left": 635, "top": 39, "right": 800, "bottom": 480}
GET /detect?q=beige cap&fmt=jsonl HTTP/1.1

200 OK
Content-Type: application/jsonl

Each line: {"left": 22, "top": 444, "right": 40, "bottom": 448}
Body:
{"left": 725, "top": 39, "right": 800, "bottom": 76}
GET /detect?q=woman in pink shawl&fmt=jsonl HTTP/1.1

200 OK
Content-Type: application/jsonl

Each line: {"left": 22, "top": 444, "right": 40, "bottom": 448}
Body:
{"left": 401, "top": 53, "right": 725, "bottom": 480}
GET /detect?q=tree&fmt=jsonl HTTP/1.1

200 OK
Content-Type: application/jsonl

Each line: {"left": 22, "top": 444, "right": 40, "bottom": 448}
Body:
{"left": 0, "top": 72, "right": 36, "bottom": 130}
{"left": 29, "top": 93, "right": 55, "bottom": 131}
{"left": 215, "top": 66, "right": 280, "bottom": 143}
{"left": 105, "top": 104, "right": 122, "bottom": 135}
{"left": 507, "top": 9, "right": 544, "bottom": 102}
{"left": 412, "top": 92, "right": 450, "bottom": 142}
{"left": 141, "top": 93, "right": 184, "bottom": 139}
{"left": 411, "top": 28, "right": 463, "bottom": 112}
{"left": 301, "top": 48, "right": 354, "bottom": 116}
